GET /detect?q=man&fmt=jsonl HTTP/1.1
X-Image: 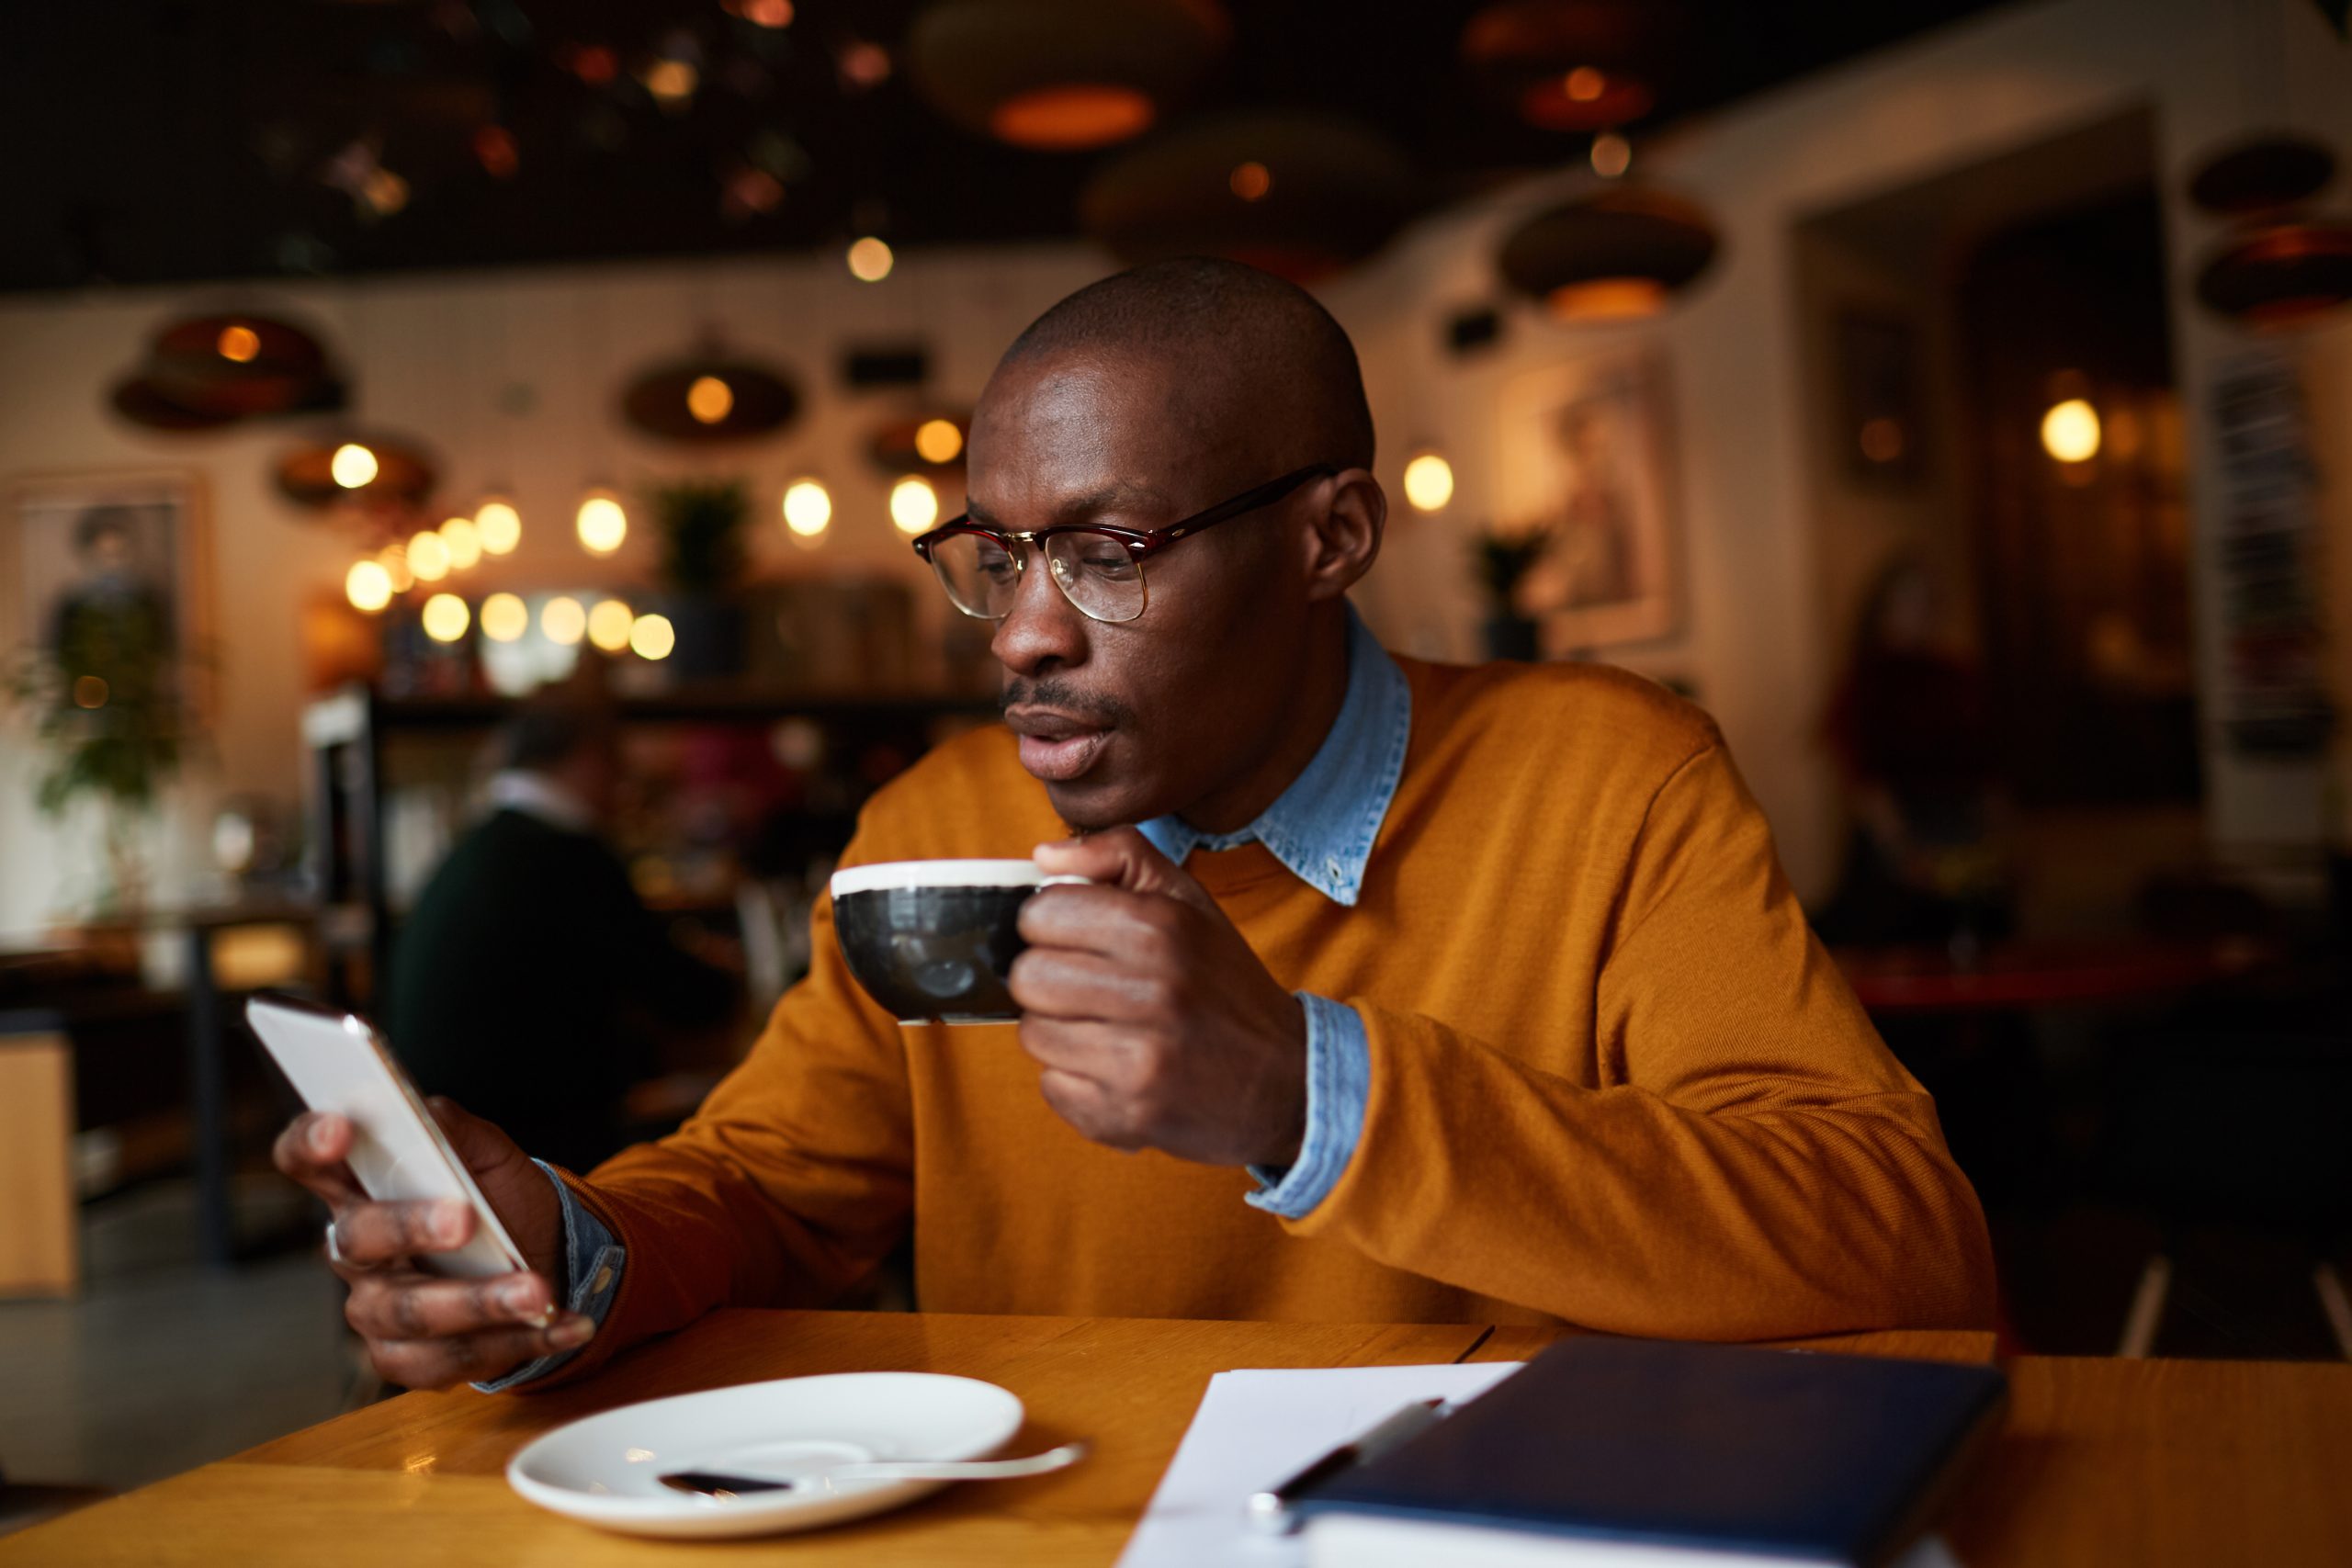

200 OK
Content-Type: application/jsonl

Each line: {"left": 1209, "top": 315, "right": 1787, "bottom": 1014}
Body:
{"left": 278, "top": 260, "right": 1996, "bottom": 1392}
{"left": 388, "top": 685, "right": 736, "bottom": 1172}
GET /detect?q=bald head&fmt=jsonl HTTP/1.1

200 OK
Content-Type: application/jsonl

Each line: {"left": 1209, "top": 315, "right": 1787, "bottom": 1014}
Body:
{"left": 994, "top": 258, "right": 1374, "bottom": 473}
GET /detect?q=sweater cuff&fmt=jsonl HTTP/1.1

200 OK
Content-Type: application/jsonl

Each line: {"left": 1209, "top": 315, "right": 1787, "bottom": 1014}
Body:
{"left": 1246, "top": 994, "right": 1370, "bottom": 1220}
{"left": 471, "top": 1159, "right": 627, "bottom": 1393}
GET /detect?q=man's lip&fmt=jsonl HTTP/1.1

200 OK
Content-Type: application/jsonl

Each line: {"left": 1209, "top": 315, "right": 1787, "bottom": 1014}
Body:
{"left": 1016, "top": 728, "right": 1110, "bottom": 783}
{"left": 1002, "top": 705, "right": 1109, "bottom": 742}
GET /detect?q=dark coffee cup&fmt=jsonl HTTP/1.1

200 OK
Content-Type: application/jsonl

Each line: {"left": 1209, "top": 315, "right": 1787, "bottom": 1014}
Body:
{"left": 830, "top": 859, "right": 1083, "bottom": 1024}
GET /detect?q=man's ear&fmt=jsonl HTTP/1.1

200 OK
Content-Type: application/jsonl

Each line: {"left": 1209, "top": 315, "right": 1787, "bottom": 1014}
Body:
{"left": 1302, "top": 468, "right": 1385, "bottom": 603}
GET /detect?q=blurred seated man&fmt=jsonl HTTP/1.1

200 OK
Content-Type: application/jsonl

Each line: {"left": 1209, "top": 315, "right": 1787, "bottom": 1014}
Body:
{"left": 281, "top": 260, "right": 1996, "bottom": 1391}
{"left": 387, "top": 687, "right": 737, "bottom": 1172}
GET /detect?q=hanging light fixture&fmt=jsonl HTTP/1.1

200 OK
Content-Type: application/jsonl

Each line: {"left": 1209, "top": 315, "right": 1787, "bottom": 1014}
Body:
{"left": 1498, "top": 186, "right": 1720, "bottom": 322}
{"left": 1080, "top": 110, "right": 1423, "bottom": 283}
{"left": 906, "top": 0, "right": 1227, "bottom": 152}
{"left": 135, "top": 311, "right": 335, "bottom": 423}
{"left": 623, "top": 354, "right": 799, "bottom": 443}
{"left": 1458, "top": 0, "right": 1675, "bottom": 133}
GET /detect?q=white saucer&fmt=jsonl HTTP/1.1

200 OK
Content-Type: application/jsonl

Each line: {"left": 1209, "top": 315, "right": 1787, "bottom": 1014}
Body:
{"left": 505, "top": 1371, "right": 1026, "bottom": 1539}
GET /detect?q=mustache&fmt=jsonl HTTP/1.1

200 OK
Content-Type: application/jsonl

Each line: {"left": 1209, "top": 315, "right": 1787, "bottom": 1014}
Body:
{"left": 999, "top": 678, "right": 1134, "bottom": 728}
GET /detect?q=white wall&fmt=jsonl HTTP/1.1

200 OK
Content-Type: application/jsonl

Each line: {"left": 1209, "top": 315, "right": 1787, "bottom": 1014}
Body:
{"left": 1328, "top": 0, "right": 2352, "bottom": 901}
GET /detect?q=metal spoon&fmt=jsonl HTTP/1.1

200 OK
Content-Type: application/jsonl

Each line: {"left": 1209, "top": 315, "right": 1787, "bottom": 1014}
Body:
{"left": 659, "top": 1439, "right": 1091, "bottom": 1498}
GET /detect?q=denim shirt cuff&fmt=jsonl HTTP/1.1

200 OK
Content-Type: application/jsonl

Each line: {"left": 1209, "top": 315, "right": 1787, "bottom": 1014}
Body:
{"left": 471, "top": 1159, "right": 627, "bottom": 1393}
{"left": 1246, "top": 994, "right": 1371, "bottom": 1220}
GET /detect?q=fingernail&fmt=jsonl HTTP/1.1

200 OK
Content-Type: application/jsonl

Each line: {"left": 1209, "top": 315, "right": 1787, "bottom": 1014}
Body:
{"left": 551, "top": 1316, "right": 594, "bottom": 1348}
{"left": 499, "top": 1281, "right": 536, "bottom": 1315}
{"left": 434, "top": 1204, "right": 467, "bottom": 1245}
{"left": 308, "top": 1120, "right": 334, "bottom": 1155}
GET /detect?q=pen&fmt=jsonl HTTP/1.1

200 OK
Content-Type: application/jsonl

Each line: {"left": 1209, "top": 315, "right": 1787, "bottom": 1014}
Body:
{"left": 1244, "top": 1397, "right": 1451, "bottom": 1535}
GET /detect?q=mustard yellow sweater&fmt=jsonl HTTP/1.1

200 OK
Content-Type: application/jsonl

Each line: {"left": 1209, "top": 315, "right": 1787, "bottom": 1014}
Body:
{"left": 555, "top": 656, "right": 1995, "bottom": 1379}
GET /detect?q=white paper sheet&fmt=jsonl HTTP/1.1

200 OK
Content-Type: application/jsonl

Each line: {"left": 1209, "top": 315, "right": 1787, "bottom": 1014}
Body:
{"left": 1114, "top": 1362, "right": 1968, "bottom": 1568}
{"left": 1114, "top": 1361, "right": 1524, "bottom": 1568}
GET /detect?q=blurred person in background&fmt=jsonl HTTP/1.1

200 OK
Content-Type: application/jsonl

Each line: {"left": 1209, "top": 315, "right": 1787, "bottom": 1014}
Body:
{"left": 1817, "top": 554, "right": 2013, "bottom": 951}
{"left": 387, "top": 682, "right": 739, "bottom": 1171}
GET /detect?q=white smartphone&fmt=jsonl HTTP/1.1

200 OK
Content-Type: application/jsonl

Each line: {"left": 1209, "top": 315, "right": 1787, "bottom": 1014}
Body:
{"left": 246, "top": 992, "right": 529, "bottom": 1280}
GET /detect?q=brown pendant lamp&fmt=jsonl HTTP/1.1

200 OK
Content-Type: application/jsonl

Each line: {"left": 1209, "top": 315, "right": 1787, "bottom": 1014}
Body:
{"left": 1498, "top": 186, "right": 1720, "bottom": 321}
{"left": 2187, "top": 132, "right": 2352, "bottom": 329}
{"left": 622, "top": 356, "right": 800, "bottom": 444}
{"left": 109, "top": 376, "right": 243, "bottom": 433}
{"left": 275, "top": 434, "right": 438, "bottom": 513}
{"left": 907, "top": 0, "right": 1227, "bottom": 152}
{"left": 146, "top": 313, "right": 332, "bottom": 417}
{"left": 1080, "top": 111, "right": 1424, "bottom": 284}
{"left": 1459, "top": 0, "right": 1673, "bottom": 131}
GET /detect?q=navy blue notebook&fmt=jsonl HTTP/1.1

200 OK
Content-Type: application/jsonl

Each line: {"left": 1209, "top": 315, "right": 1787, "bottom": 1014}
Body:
{"left": 1294, "top": 1337, "right": 2006, "bottom": 1567}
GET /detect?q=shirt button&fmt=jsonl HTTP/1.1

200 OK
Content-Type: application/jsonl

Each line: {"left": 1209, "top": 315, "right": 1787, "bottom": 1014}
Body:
{"left": 590, "top": 1266, "right": 614, "bottom": 1295}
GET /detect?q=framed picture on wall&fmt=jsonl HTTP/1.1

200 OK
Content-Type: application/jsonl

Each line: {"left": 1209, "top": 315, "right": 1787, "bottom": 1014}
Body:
{"left": 2, "top": 469, "right": 214, "bottom": 720}
{"left": 1493, "top": 346, "right": 1681, "bottom": 653}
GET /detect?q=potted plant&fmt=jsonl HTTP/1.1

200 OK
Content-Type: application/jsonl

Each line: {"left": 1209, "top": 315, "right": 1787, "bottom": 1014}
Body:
{"left": 650, "top": 478, "right": 752, "bottom": 680}
{"left": 1470, "top": 525, "right": 1553, "bottom": 661}
{"left": 5, "top": 581, "right": 198, "bottom": 920}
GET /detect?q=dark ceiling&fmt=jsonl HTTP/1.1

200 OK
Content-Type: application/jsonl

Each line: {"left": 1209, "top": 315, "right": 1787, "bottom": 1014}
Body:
{"left": 0, "top": 0, "right": 2011, "bottom": 295}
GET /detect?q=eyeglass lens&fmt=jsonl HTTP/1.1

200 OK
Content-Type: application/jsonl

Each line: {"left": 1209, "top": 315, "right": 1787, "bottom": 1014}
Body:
{"left": 927, "top": 530, "right": 1147, "bottom": 624}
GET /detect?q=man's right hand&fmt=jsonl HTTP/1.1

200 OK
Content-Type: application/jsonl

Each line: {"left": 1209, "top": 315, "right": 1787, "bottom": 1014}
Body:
{"left": 271, "top": 1097, "right": 595, "bottom": 1391}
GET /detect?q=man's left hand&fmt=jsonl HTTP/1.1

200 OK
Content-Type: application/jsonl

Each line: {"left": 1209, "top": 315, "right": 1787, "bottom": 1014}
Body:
{"left": 1011, "top": 828, "right": 1307, "bottom": 1168}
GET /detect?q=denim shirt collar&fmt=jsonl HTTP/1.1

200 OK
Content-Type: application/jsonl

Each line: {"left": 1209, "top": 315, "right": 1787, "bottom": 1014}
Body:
{"left": 1137, "top": 605, "right": 1409, "bottom": 908}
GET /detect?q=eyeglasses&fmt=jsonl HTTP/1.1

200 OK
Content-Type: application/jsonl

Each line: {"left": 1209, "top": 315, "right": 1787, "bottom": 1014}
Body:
{"left": 910, "top": 463, "right": 1339, "bottom": 625}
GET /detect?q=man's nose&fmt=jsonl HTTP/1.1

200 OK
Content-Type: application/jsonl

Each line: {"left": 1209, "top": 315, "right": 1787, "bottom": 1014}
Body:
{"left": 990, "top": 548, "right": 1089, "bottom": 676}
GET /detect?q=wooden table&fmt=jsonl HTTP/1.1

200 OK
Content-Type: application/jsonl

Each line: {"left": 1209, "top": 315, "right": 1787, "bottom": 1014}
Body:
{"left": 6, "top": 1311, "right": 2347, "bottom": 1566}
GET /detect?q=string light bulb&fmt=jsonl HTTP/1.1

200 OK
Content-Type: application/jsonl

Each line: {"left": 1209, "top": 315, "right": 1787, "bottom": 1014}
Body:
{"left": 420, "top": 592, "right": 470, "bottom": 643}
{"left": 345, "top": 559, "right": 393, "bottom": 613}
{"left": 847, "top": 236, "right": 894, "bottom": 282}
{"left": 377, "top": 543, "right": 414, "bottom": 593}
{"left": 588, "top": 598, "right": 636, "bottom": 652}
{"left": 439, "top": 516, "right": 482, "bottom": 570}
{"left": 474, "top": 498, "right": 523, "bottom": 556}
{"left": 576, "top": 491, "right": 628, "bottom": 556}
{"left": 782, "top": 478, "right": 832, "bottom": 540}
{"left": 541, "top": 595, "right": 587, "bottom": 646}
{"left": 480, "top": 592, "right": 528, "bottom": 642}
{"left": 407, "top": 529, "right": 452, "bottom": 582}
{"left": 2041, "top": 398, "right": 2101, "bottom": 463}
{"left": 630, "top": 613, "right": 676, "bottom": 660}
{"left": 889, "top": 475, "right": 939, "bottom": 535}
{"left": 1402, "top": 452, "right": 1455, "bottom": 513}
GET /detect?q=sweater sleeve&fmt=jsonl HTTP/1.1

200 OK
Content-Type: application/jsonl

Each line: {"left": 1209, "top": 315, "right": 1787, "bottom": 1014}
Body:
{"left": 1283, "top": 739, "right": 1998, "bottom": 1340}
{"left": 527, "top": 872, "right": 913, "bottom": 1386}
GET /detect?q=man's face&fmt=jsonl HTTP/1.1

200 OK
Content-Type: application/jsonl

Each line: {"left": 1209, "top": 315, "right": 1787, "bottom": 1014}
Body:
{"left": 966, "top": 350, "right": 1315, "bottom": 829}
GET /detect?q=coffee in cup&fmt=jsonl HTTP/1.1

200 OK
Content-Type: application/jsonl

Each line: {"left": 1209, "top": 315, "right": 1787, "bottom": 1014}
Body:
{"left": 830, "top": 859, "right": 1081, "bottom": 1024}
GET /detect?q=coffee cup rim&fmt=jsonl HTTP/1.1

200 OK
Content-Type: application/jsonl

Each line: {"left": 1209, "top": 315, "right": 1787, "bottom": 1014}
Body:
{"left": 830, "top": 858, "right": 1046, "bottom": 897}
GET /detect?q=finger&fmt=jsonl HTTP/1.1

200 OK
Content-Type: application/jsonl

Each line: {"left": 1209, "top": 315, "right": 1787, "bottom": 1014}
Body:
{"left": 345, "top": 1269, "right": 557, "bottom": 1340}
{"left": 272, "top": 1112, "right": 368, "bottom": 1209}
{"left": 1035, "top": 827, "right": 1216, "bottom": 913}
{"left": 1014, "top": 1013, "right": 1127, "bottom": 1077}
{"left": 1017, "top": 883, "right": 1181, "bottom": 957}
{"left": 369, "top": 1315, "right": 597, "bottom": 1393}
{"left": 329, "top": 1197, "right": 475, "bottom": 1266}
{"left": 1036, "top": 1066, "right": 1144, "bottom": 1152}
{"left": 1008, "top": 945, "right": 1157, "bottom": 1021}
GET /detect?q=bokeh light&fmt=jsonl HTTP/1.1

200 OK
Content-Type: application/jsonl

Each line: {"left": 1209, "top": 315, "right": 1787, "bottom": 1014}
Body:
{"left": 541, "top": 595, "right": 586, "bottom": 646}
{"left": 1402, "top": 452, "right": 1455, "bottom": 513}
{"left": 480, "top": 592, "right": 528, "bottom": 642}
{"left": 576, "top": 492, "right": 628, "bottom": 556}
{"left": 345, "top": 559, "right": 393, "bottom": 613}
{"left": 440, "top": 515, "right": 483, "bottom": 570}
{"left": 687, "top": 375, "right": 734, "bottom": 424}
{"left": 421, "top": 592, "right": 470, "bottom": 643}
{"left": 782, "top": 479, "right": 832, "bottom": 539}
{"left": 330, "top": 442, "right": 379, "bottom": 489}
{"left": 630, "top": 613, "right": 676, "bottom": 660}
{"left": 847, "top": 236, "right": 894, "bottom": 282}
{"left": 890, "top": 475, "right": 939, "bottom": 535}
{"left": 2041, "top": 398, "right": 2101, "bottom": 463}
{"left": 588, "top": 597, "right": 636, "bottom": 652}
{"left": 475, "top": 498, "right": 523, "bottom": 556}
{"left": 914, "top": 418, "right": 964, "bottom": 465}
{"left": 406, "top": 529, "right": 452, "bottom": 582}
